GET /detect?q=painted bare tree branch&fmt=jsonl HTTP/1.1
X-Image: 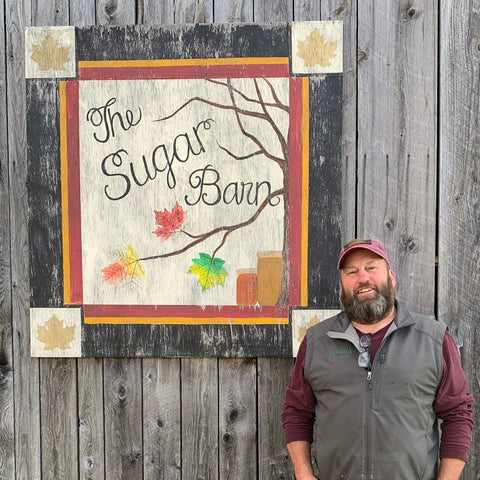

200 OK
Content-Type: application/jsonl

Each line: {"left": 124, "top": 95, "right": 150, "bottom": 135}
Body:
{"left": 139, "top": 187, "right": 285, "bottom": 262}
{"left": 150, "top": 77, "right": 290, "bottom": 262}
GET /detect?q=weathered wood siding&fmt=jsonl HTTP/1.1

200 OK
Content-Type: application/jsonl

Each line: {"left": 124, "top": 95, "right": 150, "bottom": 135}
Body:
{"left": 0, "top": 1, "right": 478, "bottom": 479}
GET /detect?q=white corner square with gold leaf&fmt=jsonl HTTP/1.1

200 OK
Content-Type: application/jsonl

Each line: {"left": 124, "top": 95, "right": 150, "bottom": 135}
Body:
{"left": 30, "top": 307, "right": 82, "bottom": 357}
{"left": 291, "top": 21, "right": 343, "bottom": 75}
{"left": 291, "top": 308, "right": 340, "bottom": 357}
{"left": 25, "top": 26, "right": 76, "bottom": 79}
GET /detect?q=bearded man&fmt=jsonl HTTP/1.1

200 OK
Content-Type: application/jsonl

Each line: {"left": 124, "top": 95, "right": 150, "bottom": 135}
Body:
{"left": 282, "top": 239, "right": 474, "bottom": 480}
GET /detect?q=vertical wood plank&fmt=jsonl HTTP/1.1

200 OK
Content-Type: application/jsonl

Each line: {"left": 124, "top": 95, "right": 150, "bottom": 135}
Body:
{"left": 182, "top": 358, "right": 218, "bottom": 480}
{"left": 143, "top": 358, "right": 181, "bottom": 480}
{"left": 439, "top": 1, "right": 480, "bottom": 478}
{"left": 104, "top": 358, "right": 143, "bottom": 479}
{"left": 173, "top": 0, "right": 214, "bottom": 24}
{"left": 214, "top": 0, "right": 254, "bottom": 22}
{"left": 356, "top": 0, "right": 438, "bottom": 315}
{"left": 253, "top": 0, "right": 292, "bottom": 22}
{"left": 219, "top": 358, "right": 257, "bottom": 479}
{"left": 257, "top": 357, "right": 294, "bottom": 479}
{"left": 0, "top": 0, "right": 14, "bottom": 475}
{"left": 293, "top": 0, "right": 320, "bottom": 20}
{"left": 140, "top": 0, "right": 175, "bottom": 24}
{"left": 6, "top": 0, "right": 42, "bottom": 478}
{"left": 70, "top": 0, "right": 96, "bottom": 26}
{"left": 40, "top": 358, "right": 78, "bottom": 479}
{"left": 31, "top": 0, "right": 69, "bottom": 25}
{"left": 78, "top": 358, "right": 105, "bottom": 480}
{"left": 96, "top": 0, "right": 136, "bottom": 25}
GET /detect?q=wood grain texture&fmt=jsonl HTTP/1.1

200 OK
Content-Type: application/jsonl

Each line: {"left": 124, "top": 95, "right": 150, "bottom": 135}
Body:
{"left": 143, "top": 358, "right": 181, "bottom": 480}
{"left": 181, "top": 358, "right": 219, "bottom": 480}
{"left": 7, "top": 0, "right": 42, "bottom": 478}
{"left": 253, "top": 0, "right": 292, "bottom": 22}
{"left": 78, "top": 358, "right": 105, "bottom": 480}
{"left": 96, "top": 0, "right": 136, "bottom": 25}
{"left": 141, "top": 0, "right": 175, "bottom": 24}
{"left": 174, "top": 0, "right": 214, "bottom": 24}
{"left": 257, "top": 357, "right": 294, "bottom": 479}
{"left": 0, "top": 0, "right": 14, "bottom": 475}
{"left": 40, "top": 358, "right": 78, "bottom": 479}
{"left": 70, "top": 0, "right": 96, "bottom": 25}
{"left": 104, "top": 358, "right": 143, "bottom": 479}
{"left": 214, "top": 0, "right": 254, "bottom": 22}
{"left": 31, "top": 0, "right": 69, "bottom": 25}
{"left": 439, "top": 0, "right": 479, "bottom": 478}
{"left": 356, "top": 0, "right": 438, "bottom": 315}
{"left": 219, "top": 358, "right": 257, "bottom": 479}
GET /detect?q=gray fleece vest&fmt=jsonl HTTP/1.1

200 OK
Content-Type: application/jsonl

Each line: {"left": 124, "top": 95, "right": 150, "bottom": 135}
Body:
{"left": 305, "top": 302, "right": 446, "bottom": 480}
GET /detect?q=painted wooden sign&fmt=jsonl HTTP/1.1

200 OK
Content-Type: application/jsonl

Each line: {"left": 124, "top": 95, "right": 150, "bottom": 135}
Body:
{"left": 26, "top": 22, "right": 343, "bottom": 357}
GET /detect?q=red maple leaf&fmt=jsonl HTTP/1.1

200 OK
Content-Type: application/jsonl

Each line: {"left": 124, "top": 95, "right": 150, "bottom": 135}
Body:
{"left": 153, "top": 202, "right": 187, "bottom": 240}
{"left": 101, "top": 262, "right": 127, "bottom": 286}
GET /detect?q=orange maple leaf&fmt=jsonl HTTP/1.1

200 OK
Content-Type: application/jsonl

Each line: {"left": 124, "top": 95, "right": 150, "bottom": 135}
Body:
{"left": 102, "top": 262, "right": 127, "bottom": 286}
{"left": 37, "top": 314, "right": 76, "bottom": 350}
{"left": 153, "top": 202, "right": 187, "bottom": 240}
{"left": 31, "top": 34, "right": 71, "bottom": 71}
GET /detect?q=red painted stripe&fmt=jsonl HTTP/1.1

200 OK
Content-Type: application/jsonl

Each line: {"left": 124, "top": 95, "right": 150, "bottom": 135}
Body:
{"left": 83, "top": 304, "right": 288, "bottom": 318}
{"left": 288, "top": 77, "right": 304, "bottom": 306}
{"left": 78, "top": 63, "right": 290, "bottom": 80}
{"left": 65, "top": 81, "right": 83, "bottom": 304}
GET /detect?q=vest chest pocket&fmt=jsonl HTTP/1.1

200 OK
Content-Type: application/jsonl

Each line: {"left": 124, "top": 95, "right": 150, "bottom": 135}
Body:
{"left": 372, "top": 347, "right": 438, "bottom": 408}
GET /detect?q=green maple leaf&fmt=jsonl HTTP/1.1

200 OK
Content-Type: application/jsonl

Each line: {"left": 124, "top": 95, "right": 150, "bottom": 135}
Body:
{"left": 188, "top": 253, "right": 228, "bottom": 291}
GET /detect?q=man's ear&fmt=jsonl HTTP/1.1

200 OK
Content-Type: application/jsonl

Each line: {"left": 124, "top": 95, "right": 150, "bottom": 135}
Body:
{"left": 389, "top": 268, "right": 396, "bottom": 287}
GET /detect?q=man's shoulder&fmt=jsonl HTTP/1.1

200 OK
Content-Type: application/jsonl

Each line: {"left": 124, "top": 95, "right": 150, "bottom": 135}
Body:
{"left": 398, "top": 304, "right": 447, "bottom": 340}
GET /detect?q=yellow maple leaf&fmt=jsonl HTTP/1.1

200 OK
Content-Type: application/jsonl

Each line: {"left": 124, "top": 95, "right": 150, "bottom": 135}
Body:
{"left": 118, "top": 245, "right": 146, "bottom": 280}
{"left": 31, "top": 34, "right": 71, "bottom": 72}
{"left": 296, "top": 314, "right": 321, "bottom": 343}
{"left": 37, "top": 314, "right": 76, "bottom": 350}
{"left": 297, "top": 30, "right": 338, "bottom": 67}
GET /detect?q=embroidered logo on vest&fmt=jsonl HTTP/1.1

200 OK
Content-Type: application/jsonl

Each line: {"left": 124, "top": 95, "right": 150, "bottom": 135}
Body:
{"left": 329, "top": 348, "right": 353, "bottom": 358}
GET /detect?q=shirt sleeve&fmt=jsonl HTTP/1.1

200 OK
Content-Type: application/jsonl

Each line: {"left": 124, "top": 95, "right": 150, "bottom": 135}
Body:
{"left": 434, "top": 330, "right": 475, "bottom": 462}
{"left": 281, "top": 337, "right": 316, "bottom": 444}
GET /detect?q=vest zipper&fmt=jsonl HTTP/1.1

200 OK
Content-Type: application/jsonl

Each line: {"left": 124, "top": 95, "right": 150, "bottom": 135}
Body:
{"left": 365, "top": 367, "right": 373, "bottom": 479}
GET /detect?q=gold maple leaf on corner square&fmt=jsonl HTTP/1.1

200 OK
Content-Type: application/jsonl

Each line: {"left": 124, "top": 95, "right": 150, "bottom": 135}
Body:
{"left": 37, "top": 314, "right": 76, "bottom": 350}
{"left": 296, "top": 314, "right": 321, "bottom": 343}
{"left": 31, "top": 34, "right": 71, "bottom": 72}
{"left": 297, "top": 29, "right": 338, "bottom": 68}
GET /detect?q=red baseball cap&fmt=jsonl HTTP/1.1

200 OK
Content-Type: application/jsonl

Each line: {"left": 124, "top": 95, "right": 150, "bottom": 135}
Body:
{"left": 338, "top": 239, "right": 390, "bottom": 269}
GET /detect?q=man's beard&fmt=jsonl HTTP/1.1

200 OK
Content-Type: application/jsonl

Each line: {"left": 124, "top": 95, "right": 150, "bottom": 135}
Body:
{"left": 340, "top": 276, "right": 395, "bottom": 324}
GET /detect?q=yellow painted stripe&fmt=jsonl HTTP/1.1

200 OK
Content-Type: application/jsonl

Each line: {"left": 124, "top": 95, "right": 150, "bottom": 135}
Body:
{"left": 59, "top": 81, "right": 71, "bottom": 304}
{"left": 84, "top": 316, "right": 289, "bottom": 325}
{"left": 78, "top": 57, "right": 289, "bottom": 69}
{"left": 301, "top": 77, "right": 309, "bottom": 306}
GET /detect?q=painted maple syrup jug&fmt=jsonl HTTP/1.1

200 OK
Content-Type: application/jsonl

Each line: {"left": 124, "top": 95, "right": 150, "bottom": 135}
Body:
{"left": 256, "top": 251, "right": 283, "bottom": 306}
{"left": 236, "top": 268, "right": 258, "bottom": 306}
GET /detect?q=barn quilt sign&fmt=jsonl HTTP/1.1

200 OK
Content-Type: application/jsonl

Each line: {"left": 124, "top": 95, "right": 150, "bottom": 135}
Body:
{"left": 26, "top": 22, "right": 343, "bottom": 357}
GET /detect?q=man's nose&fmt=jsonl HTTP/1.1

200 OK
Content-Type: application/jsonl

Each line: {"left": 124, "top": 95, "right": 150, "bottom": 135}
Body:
{"left": 357, "top": 269, "right": 370, "bottom": 282}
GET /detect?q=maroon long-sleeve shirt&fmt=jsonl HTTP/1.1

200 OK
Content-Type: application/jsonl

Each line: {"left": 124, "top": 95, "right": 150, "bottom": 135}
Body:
{"left": 282, "top": 324, "right": 474, "bottom": 462}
